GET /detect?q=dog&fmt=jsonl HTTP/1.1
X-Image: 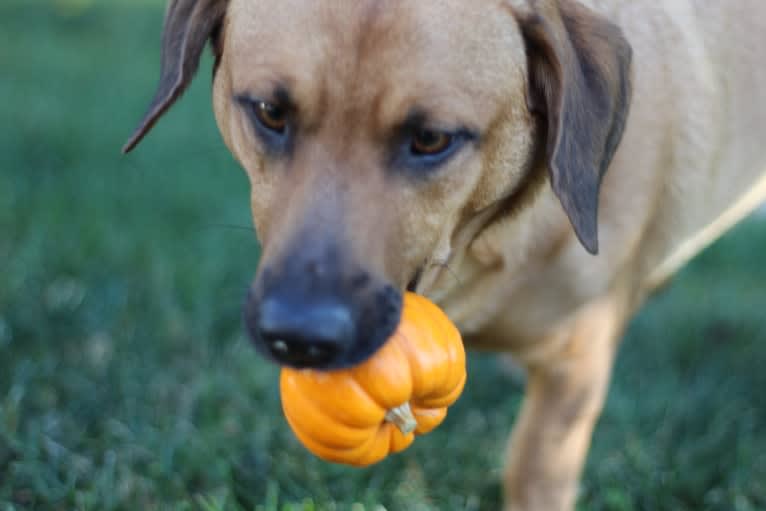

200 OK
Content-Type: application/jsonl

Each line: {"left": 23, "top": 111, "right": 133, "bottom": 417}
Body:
{"left": 123, "top": 0, "right": 766, "bottom": 509}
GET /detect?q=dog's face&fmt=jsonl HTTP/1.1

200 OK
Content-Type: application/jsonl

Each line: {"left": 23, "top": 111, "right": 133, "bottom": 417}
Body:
{"left": 213, "top": 0, "right": 536, "bottom": 368}
{"left": 124, "top": 0, "right": 631, "bottom": 369}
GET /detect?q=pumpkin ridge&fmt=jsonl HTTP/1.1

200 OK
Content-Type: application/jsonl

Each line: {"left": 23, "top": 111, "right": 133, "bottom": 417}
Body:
{"left": 410, "top": 405, "right": 449, "bottom": 435}
{"left": 281, "top": 373, "right": 378, "bottom": 449}
{"left": 422, "top": 297, "right": 465, "bottom": 398}
{"left": 414, "top": 371, "right": 467, "bottom": 409}
{"left": 388, "top": 421, "right": 415, "bottom": 453}
{"left": 286, "top": 410, "right": 387, "bottom": 466}
{"left": 396, "top": 301, "right": 448, "bottom": 401}
{"left": 423, "top": 297, "right": 455, "bottom": 397}
{"left": 293, "top": 374, "right": 386, "bottom": 430}
{"left": 351, "top": 335, "right": 413, "bottom": 411}
{"left": 357, "top": 425, "right": 396, "bottom": 466}
{"left": 392, "top": 326, "right": 424, "bottom": 406}
{"left": 423, "top": 298, "right": 452, "bottom": 394}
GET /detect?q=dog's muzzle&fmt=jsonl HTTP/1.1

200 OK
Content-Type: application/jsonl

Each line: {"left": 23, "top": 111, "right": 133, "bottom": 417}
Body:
{"left": 244, "top": 255, "right": 403, "bottom": 369}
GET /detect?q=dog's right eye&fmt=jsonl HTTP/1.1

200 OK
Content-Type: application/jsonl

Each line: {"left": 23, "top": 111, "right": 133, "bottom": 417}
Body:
{"left": 411, "top": 129, "right": 454, "bottom": 156}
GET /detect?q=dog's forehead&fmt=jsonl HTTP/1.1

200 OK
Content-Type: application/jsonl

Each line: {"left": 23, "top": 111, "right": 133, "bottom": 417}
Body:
{"left": 225, "top": 0, "right": 527, "bottom": 128}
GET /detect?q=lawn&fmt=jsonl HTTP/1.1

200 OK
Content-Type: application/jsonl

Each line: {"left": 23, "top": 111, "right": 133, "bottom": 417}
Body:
{"left": 1, "top": 2, "right": 765, "bottom": 510}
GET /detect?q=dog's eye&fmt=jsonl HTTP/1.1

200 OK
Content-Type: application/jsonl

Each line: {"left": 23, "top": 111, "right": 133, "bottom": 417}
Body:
{"left": 411, "top": 129, "right": 454, "bottom": 156}
{"left": 253, "top": 101, "right": 288, "bottom": 133}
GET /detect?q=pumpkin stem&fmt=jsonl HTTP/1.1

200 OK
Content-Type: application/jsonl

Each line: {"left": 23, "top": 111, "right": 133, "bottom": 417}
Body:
{"left": 385, "top": 402, "right": 417, "bottom": 435}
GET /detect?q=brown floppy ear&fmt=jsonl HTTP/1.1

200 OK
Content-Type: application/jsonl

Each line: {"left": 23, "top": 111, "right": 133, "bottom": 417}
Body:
{"left": 516, "top": 0, "right": 632, "bottom": 254}
{"left": 122, "top": 0, "right": 228, "bottom": 153}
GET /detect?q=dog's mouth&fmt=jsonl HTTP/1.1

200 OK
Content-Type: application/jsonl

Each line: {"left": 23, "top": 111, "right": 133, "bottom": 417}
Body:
{"left": 406, "top": 266, "right": 424, "bottom": 293}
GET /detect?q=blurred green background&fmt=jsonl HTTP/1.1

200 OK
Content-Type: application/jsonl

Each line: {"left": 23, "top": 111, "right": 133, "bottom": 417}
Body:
{"left": 1, "top": 1, "right": 765, "bottom": 510}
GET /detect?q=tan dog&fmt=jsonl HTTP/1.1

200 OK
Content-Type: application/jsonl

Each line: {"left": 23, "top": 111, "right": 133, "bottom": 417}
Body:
{"left": 124, "top": 0, "right": 766, "bottom": 509}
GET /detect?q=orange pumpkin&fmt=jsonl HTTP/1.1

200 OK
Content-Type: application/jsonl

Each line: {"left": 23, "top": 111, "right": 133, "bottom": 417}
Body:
{"left": 280, "top": 292, "right": 466, "bottom": 467}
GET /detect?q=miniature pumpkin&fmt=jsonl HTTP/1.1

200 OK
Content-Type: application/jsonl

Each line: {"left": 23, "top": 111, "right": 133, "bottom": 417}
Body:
{"left": 280, "top": 292, "right": 466, "bottom": 467}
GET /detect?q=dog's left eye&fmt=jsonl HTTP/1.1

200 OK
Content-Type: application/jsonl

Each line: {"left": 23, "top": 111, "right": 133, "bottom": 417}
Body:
{"left": 253, "top": 101, "right": 288, "bottom": 134}
{"left": 236, "top": 94, "right": 293, "bottom": 154}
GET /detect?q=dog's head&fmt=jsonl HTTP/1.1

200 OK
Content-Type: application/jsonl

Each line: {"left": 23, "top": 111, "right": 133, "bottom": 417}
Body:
{"left": 125, "top": 0, "right": 631, "bottom": 369}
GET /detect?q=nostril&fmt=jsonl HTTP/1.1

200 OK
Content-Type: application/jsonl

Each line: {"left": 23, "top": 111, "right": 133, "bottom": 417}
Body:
{"left": 264, "top": 335, "right": 340, "bottom": 367}
{"left": 270, "top": 339, "right": 289, "bottom": 355}
{"left": 267, "top": 338, "right": 328, "bottom": 358}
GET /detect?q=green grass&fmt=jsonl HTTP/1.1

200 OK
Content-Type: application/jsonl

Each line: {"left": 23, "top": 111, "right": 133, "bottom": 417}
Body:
{"left": 1, "top": 2, "right": 765, "bottom": 510}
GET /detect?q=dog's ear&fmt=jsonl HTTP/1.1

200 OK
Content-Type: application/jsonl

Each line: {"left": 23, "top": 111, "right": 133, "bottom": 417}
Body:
{"left": 516, "top": 0, "right": 632, "bottom": 254}
{"left": 123, "top": 0, "right": 228, "bottom": 153}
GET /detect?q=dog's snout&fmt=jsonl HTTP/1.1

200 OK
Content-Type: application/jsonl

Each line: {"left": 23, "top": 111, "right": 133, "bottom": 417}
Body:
{"left": 255, "top": 296, "right": 355, "bottom": 367}
{"left": 245, "top": 248, "right": 402, "bottom": 369}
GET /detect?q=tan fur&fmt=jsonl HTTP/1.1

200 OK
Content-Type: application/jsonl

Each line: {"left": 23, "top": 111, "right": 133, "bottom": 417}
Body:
{"left": 129, "top": 0, "right": 766, "bottom": 509}
{"left": 214, "top": 2, "right": 766, "bottom": 510}
{"left": 213, "top": 0, "right": 539, "bottom": 288}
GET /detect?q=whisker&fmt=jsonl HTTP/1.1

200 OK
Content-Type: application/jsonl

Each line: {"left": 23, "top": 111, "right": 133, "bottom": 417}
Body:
{"left": 433, "top": 261, "right": 462, "bottom": 287}
{"left": 198, "top": 223, "right": 255, "bottom": 233}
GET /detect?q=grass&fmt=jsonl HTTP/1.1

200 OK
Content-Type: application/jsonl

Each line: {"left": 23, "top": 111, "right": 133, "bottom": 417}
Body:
{"left": 1, "top": 2, "right": 765, "bottom": 510}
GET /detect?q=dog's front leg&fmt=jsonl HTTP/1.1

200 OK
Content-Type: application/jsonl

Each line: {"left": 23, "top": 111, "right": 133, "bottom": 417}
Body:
{"left": 503, "top": 294, "right": 628, "bottom": 511}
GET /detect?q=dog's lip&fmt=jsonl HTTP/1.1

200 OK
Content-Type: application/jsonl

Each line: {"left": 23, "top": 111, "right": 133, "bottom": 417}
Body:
{"left": 406, "top": 267, "right": 424, "bottom": 292}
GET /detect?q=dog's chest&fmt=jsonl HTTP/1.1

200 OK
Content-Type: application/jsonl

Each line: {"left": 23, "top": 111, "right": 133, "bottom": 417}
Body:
{"left": 422, "top": 245, "right": 585, "bottom": 349}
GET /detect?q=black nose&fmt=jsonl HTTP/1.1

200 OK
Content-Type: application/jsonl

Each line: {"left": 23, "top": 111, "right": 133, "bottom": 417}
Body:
{"left": 256, "top": 296, "right": 355, "bottom": 367}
